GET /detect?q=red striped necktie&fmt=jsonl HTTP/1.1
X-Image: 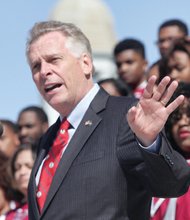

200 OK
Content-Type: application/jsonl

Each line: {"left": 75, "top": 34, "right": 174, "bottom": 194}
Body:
{"left": 36, "top": 119, "right": 70, "bottom": 213}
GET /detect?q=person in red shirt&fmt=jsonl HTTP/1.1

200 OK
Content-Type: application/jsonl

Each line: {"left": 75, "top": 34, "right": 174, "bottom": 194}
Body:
{"left": 113, "top": 38, "right": 148, "bottom": 99}
{"left": 6, "top": 144, "right": 36, "bottom": 220}
{"left": 0, "top": 151, "right": 21, "bottom": 219}
{"left": 151, "top": 82, "right": 190, "bottom": 220}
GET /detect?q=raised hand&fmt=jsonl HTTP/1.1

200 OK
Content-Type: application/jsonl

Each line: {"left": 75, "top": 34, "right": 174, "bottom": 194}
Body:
{"left": 127, "top": 76, "right": 184, "bottom": 146}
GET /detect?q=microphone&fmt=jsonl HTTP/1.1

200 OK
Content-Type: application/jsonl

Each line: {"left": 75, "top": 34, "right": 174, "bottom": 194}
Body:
{"left": 0, "top": 122, "right": 3, "bottom": 136}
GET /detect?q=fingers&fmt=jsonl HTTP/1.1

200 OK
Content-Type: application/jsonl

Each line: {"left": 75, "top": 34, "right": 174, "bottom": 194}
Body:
{"left": 143, "top": 76, "right": 173, "bottom": 101}
{"left": 144, "top": 76, "right": 180, "bottom": 108}
{"left": 159, "top": 80, "right": 179, "bottom": 106}
{"left": 152, "top": 76, "right": 171, "bottom": 101}
{"left": 127, "top": 106, "right": 136, "bottom": 124}
{"left": 167, "top": 95, "right": 184, "bottom": 114}
{"left": 143, "top": 75, "right": 157, "bottom": 99}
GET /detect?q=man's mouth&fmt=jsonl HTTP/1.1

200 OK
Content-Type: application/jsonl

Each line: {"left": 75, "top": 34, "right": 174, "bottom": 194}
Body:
{"left": 45, "top": 84, "right": 62, "bottom": 93}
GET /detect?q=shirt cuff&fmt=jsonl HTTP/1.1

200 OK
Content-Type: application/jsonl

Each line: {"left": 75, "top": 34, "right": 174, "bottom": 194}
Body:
{"left": 138, "top": 135, "right": 161, "bottom": 153}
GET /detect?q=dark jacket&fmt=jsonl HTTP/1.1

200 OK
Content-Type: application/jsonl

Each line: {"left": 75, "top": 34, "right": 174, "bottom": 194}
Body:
{"left": 28, "top": 89, "right": 190, "bottom": 220}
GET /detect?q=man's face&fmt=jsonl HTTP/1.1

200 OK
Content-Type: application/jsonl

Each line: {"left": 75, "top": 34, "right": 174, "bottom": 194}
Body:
{"left": 17, "top": 111, "right": 47, "bottom": 144}
{"left": 157, "top": 26, "right": 185, "bottom": 57}
{"left": 28, "top": 31, "right": 93, "bottom": 116}
{"left": 115, "top": 49, "right": 147, "bottom": 87}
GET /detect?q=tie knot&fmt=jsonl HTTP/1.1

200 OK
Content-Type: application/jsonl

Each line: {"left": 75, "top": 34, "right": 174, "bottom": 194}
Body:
{"left": 52, "top": 118, "right": 70, "bottom": 149}
{"left": 60, "top": 118, "right": 70, "bottom": 131}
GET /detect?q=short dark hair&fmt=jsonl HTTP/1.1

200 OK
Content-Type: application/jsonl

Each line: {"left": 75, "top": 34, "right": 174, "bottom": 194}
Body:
{"left": 0, "top": 151, "right": 11, "bottom": 200}
{"left": 98, "top": 78, "right": 129, "bottom": 96}
{"left": 18, "top": 105, "right": 48, "bottom": 124}
{"left": 0, "top": 151, "right": 22, "bottom": 201}
{"left": 113, "top": 38, "right": 146, "bottom": 59}
{"left": 159, "top": 19, "right": 188, "bottom": 36}
{"left": 0, "top": 119, "right": 19, "bottom": 134}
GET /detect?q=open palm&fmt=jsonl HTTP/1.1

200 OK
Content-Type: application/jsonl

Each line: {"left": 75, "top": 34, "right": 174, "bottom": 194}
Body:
{"left": 127, "top": 76, "right": 184, "bottom": 146}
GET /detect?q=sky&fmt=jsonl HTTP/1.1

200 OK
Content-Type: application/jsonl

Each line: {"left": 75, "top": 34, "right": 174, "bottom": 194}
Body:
{"left": 0, "top": 0, "right": 189, "bottom": 122}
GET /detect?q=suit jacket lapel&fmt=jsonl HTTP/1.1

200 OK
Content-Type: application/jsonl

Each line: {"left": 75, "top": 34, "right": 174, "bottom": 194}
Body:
{"left": 42, "top": 89, "right": 109, "bottom": 215}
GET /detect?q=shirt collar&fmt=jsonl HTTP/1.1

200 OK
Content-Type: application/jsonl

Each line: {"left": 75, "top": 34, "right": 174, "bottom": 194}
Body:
{"left": 60, "top": 83, "right": 100, "bottom": 129}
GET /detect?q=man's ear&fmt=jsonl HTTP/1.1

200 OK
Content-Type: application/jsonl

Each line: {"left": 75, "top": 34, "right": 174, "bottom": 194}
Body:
{"left": 42, "top": 122, "right": 49, "bottom": 133}
{"left": 143, "top": 59, "right": 148, "bottom": 72}
{"left": 81, "top": 53, "right": 93, "bottom": 76}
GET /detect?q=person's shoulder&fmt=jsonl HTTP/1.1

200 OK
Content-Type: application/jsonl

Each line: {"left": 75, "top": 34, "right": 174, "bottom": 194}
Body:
{"left": 108, "top": 95, "right": 137, "bottom": 110}
{"left": 109, "top": 94, "right": 136, "bottom": 101}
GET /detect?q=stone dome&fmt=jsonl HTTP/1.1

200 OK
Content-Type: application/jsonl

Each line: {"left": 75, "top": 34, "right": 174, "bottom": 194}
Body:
{"left": 49, "top": 0, "right": 117, "bottom": 53}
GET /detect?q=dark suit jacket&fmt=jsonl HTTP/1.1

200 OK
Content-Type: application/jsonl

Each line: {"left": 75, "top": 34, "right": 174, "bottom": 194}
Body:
{"left": 28, "top": 89, "right": 190, "bottom": 220}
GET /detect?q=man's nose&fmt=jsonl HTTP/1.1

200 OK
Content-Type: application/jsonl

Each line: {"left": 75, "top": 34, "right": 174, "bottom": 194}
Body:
{"left": 40, "top": 62, "right": 51, "bottom": 77}
{"left": 19, "top": 127, "right": 28, "bottom": 136}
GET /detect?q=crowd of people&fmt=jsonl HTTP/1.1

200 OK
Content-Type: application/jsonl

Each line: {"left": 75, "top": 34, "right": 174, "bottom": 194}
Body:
{"left": 1, "top": 18, "right": 190, "bottom": 220}
{"left": 0, "top": 106, "right": 48, "bottom": 219}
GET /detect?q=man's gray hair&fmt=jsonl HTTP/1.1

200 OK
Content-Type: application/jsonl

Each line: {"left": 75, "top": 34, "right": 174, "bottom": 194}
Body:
{"left": 26, "top": 20, "right": 93, "bottom": 60}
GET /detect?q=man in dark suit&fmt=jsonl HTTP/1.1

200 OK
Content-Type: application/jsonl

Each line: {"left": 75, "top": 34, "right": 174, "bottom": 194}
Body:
{"left": 26, "top": 21, "right": 190, "bottom": 220}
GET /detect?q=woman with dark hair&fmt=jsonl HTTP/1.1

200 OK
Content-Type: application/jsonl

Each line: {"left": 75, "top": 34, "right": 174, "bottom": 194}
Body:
{"left": 159, "top": 39, "right": 190, "bottom": 84}
{"left": 165, "top": 82, "right": 190, "bottom": 157}
{"left": 98, "top": 78, "right": 129, "bottom": 96}
{"left": 0, "top": 151, "right": 21, "bottom": 219}
{"left": 6, "top": 144, "right": 36, "bottom": 220}
{"left": 151, "top": 82, "right": 190, "bottom": 220}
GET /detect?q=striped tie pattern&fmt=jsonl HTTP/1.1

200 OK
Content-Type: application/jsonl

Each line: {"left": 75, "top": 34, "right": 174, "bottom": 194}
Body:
{"left": 36, "top": 119, "right": 70, "bottom": 213}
